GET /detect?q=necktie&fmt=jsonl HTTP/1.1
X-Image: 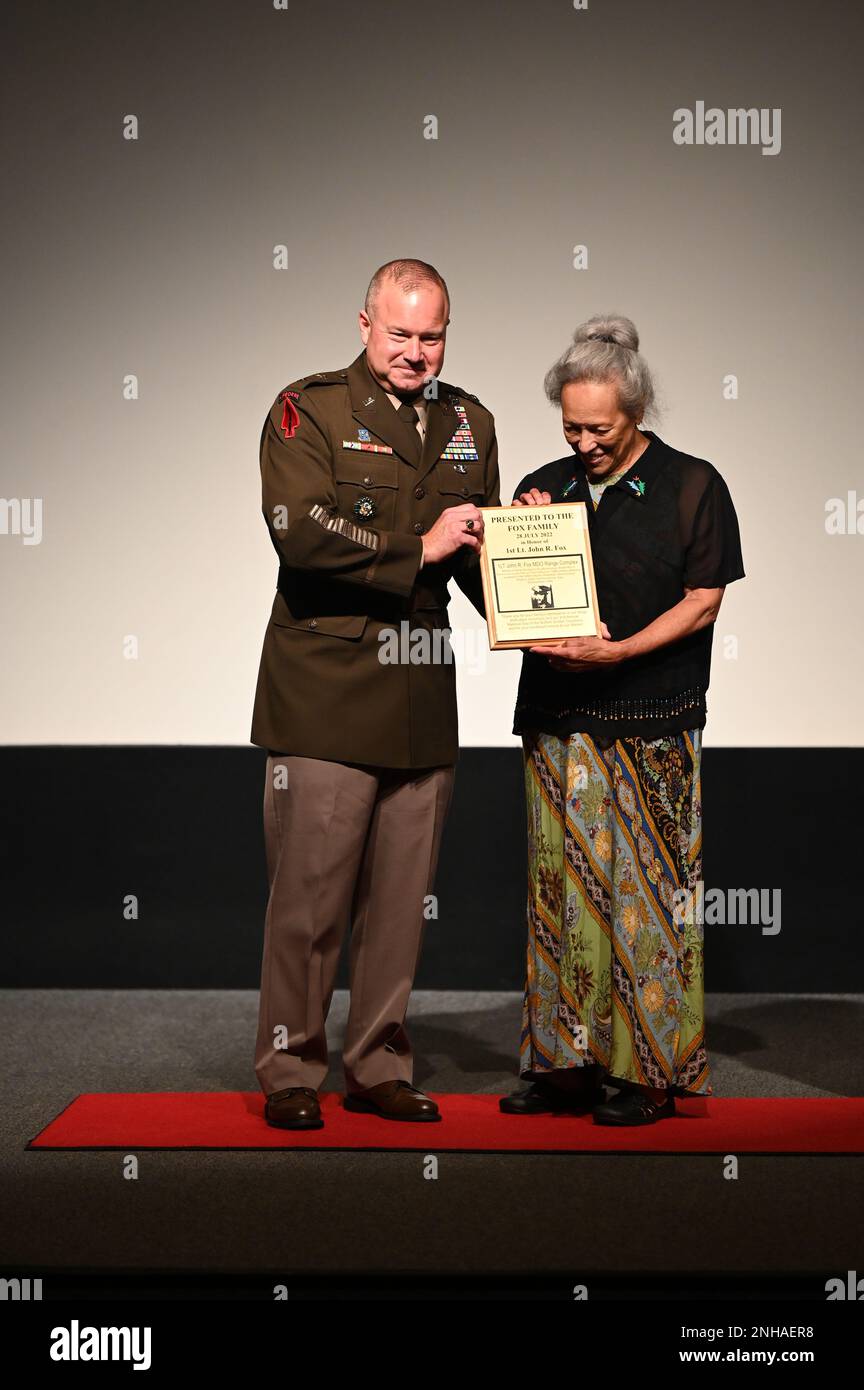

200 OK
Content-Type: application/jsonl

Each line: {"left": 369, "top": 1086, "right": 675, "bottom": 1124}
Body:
{"left": 396, "top": 401, "right": 422, "bottom": 462}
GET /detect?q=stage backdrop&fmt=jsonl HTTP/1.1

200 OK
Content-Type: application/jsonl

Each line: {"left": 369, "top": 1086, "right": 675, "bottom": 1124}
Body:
{"left": 2, "top": 0, "right": 861, "bottom": 988}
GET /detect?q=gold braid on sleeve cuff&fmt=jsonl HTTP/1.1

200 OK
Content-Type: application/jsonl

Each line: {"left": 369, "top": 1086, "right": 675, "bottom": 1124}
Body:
{"left": 308, "top": 503, "right": 379, "bottom": 551}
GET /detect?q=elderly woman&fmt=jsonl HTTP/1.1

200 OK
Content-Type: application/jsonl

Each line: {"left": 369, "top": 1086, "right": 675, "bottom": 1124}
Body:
{"left": 500, "top": 315, "right": 745, "bottom": 1125}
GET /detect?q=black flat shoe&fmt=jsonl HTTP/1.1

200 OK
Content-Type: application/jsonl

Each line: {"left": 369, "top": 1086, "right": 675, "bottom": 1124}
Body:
{"left": 499, "top": 1081, "right": 605, "bottom": 1115}
{"left": 592, "top": 1089, "right": 675, "bottom": 1126}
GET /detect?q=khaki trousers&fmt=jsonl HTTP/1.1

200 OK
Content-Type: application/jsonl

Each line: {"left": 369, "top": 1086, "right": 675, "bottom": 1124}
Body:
{"left": 254, "top": 754, "right": 455, "bottom": 1096}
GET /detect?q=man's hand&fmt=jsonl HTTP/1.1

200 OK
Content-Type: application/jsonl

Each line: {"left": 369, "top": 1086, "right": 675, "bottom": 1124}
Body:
{"left": 421, "top": 503, "right": 484, "bottom": 565}
{"left": 511, "top": 488, "right": 552, "bottom": 508}
{"left": 529, "top": 621, "right": 620, "bottom": 671}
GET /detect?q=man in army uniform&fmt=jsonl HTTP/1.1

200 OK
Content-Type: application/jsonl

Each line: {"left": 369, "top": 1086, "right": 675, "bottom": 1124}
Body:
{"left": 251, "top": 259, "right": 500, "bottom": 1127}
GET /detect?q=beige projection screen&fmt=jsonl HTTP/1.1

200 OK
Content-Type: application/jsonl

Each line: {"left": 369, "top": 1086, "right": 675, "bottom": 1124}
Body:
{"left": 2, "top": 0, "right": 862, "bottom": 749}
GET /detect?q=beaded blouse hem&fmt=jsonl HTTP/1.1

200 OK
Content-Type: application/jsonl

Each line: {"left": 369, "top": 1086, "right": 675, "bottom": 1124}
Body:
{"left": 513, "top": 686, "right": 706, "bottom": 742}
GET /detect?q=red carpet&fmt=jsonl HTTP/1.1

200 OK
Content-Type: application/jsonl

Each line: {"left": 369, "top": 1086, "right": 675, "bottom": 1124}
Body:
{"left": 25, "top": 1092, "right": 864, "bottom": 1153}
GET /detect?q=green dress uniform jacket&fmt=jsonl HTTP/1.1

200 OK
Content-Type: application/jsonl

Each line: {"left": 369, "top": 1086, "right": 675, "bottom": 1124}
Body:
{"left": 250, "top": 350, "right": 501, "bottom": 768}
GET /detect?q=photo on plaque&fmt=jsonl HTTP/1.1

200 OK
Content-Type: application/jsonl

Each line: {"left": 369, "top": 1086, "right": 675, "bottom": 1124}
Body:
{"left": 477, "top": 502, "right": 602, "bottom": 649}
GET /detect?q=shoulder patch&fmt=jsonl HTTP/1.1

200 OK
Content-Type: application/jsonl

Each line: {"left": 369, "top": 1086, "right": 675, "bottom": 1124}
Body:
{"left": 273, "top": 369, "right": 349, "bottom": 438}
{"left": 277, "top": 388, "right": 301, "bottom": 439}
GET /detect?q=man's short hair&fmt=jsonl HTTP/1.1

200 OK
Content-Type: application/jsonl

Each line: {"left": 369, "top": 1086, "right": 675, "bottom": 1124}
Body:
{"left": 364, "top": 259, "right": 450, "bottom": 318}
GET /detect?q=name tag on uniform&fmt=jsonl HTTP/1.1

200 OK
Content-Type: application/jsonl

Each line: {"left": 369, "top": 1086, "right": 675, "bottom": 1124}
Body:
{"left": 341, "top": 440, "right": 394, "bottom": 454}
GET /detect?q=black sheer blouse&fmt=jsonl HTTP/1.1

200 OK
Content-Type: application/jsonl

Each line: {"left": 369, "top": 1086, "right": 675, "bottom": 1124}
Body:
{"left": 511, "top": 432, "right": 745, "bottom": 741}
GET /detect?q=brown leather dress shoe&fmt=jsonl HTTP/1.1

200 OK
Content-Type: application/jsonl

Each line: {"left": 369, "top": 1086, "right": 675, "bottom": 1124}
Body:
{"left": 264, "top": 1086, "right": 323, "bottom": 1130}
{"left": 343, "top": 1079, "right": 441, "bottom": 1122}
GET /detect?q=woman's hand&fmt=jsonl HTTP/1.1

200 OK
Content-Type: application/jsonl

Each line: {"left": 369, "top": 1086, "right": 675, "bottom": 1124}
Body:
{"left": 511, "top": 488, "right": 552, "bottom": 507}
{"left": 530, "top": 621, "right": 622, "bottom": 670}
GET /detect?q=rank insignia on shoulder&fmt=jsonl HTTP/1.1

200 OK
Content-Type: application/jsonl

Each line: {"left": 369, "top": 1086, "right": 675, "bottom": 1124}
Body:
{"left": 353, "top": 495, "right": 377, "bottom": 520}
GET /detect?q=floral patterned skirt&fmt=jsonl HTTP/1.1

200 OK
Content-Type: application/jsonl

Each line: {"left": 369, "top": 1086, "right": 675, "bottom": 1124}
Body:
{"left": 520, "top": 728, "right": 710, "bottom": 1095}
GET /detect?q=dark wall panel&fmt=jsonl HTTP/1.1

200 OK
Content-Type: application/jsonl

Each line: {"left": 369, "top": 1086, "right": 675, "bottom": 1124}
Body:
{"left": 1, "top": 748, "right": 858, "bottom": 991}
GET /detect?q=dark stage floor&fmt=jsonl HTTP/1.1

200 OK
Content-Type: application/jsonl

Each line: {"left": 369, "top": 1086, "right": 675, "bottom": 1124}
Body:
{"left": 3, "top": 990, "right": 863, "bottom": 1298}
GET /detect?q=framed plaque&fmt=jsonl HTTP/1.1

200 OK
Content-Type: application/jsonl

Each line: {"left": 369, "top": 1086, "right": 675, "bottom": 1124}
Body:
{"left": 477, "top": 502, "right": 601, "bottom": 650}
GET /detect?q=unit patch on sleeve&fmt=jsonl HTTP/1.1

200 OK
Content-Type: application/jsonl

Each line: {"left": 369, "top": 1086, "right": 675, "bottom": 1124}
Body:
{"left": 278, "top": 388, "right": 302, "bottom": 439}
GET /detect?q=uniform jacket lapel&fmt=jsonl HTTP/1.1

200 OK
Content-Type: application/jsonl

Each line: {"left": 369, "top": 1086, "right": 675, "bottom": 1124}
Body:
{"left": 416, "top": 392, "right": 460, "bottom": 486}
{"left": 346, "top": 352, "right": 422, "bottom": 468}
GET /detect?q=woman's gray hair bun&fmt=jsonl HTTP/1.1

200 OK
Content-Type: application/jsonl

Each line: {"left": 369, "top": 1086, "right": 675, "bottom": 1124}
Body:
{"left": 544, "top": 314, "right": 657, "bottom": 421}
